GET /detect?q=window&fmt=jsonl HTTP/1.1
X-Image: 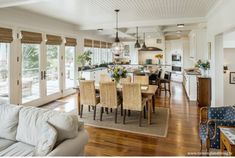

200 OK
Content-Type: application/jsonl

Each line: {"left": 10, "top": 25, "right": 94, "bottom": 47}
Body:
{"left": 22, "top": 44, "right": 40, "bottom": 103}
{"left": 0, "top": 43, "right": 10, "bottom": 103}
{"left": 65, "top": 46, "right": 75, "bottom": 89}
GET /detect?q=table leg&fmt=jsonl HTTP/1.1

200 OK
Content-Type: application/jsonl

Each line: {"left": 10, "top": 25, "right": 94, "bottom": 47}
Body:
{"left": 220, "top": 134, "right": 224, "bottom": 156}
{"left": 77, "top": 90, "right": 81, "bottom": 115}
{"left": 148, "top": 97, "right": 152, "bottom": 125}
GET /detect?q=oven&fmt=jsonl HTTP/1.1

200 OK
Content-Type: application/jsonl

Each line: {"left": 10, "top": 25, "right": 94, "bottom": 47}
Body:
{"left": 172, "top": 66, "right": 182, "bottom": 72}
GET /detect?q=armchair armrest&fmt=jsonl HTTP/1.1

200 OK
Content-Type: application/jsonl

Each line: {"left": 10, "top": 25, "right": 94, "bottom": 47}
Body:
{"left": 206, "top": 119, "right": 235, "bottom": 140}
{"left": 200, "top": 107, "right": 208, "bottom": 124}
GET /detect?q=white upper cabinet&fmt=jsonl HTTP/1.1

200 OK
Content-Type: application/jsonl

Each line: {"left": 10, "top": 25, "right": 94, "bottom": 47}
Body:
{"left": 189, "top": 29, "right": 208, "bottom": 61}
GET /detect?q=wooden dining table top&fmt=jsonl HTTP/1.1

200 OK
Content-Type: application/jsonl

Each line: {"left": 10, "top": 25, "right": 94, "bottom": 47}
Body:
{"left": 74, "top": 84, "right": 158, "bottom": 95}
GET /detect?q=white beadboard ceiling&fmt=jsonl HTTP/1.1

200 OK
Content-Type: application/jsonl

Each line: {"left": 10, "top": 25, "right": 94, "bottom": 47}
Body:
{"left": 12, "top": 0, "right": 219, "bottom": 29}
{"left": 0, "top": 0, "right": 220, "bottom": 40}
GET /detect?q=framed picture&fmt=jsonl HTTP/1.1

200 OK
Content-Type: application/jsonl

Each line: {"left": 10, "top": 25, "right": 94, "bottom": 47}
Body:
{"left": 230, "top": 72, "right": 235, "bottom": 84}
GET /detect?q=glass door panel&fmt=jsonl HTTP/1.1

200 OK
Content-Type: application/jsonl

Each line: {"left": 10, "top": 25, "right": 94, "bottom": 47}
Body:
{"left": 65, "top": 46, "right": 75, "bottom": 89}
{"left": 22, "top": 44, "right": 40, "bottom": 103}
{"left": 0, "top": 43, "right": 10, "bottom": 103}
{"left": 46, "top": 45, "right": 60, "bottom": 95}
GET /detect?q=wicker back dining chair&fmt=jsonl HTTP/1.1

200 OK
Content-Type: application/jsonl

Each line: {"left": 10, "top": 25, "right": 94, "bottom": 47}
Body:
{"left": 79, "top": 80, "right": 100, "bottom": 120}
{"left": 122, "top": 83, "right": 147, "bottom": 127}
{"left": 99, "top": 82, "right": 121, "bottom": 123}
{"left": 100, "top": 73, "right": 112, "bottom": 82}
{"left": 133, "top": 76, "right": 149, "bottom": 85}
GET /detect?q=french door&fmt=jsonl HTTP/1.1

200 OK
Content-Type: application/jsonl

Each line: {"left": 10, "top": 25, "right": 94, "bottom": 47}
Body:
{"left": 21, "top": 44, "right": 62, "bottom": 105}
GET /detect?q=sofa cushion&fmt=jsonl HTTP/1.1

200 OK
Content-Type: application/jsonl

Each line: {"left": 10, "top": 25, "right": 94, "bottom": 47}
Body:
{"left": 0, "top": 139, "right": 16, "bottom": 152}
{"left": 33, "top": 123, "right": 57, "bottom": 156}
{"left": 0, "top": 104, "right": 22, "bottom": 140}
{"left": 0, "top": 142, "right": 34, "bottom": 156}
{"left": 16, "top": 106, "right": 78, "bottom": 146}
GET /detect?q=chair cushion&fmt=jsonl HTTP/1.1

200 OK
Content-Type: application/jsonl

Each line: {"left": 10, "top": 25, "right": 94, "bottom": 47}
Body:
{"left": 0, "top": 104, "right": 22, "bottom": 141}
{"left": 224, "top": 106, "right": 235, "bottom": 120}
{"left": 0, "top": 142, "right": 34, "bottom": 156}
{"left": 33, "top": 123, "right": 57, "bottom": 156}
{"left": 16, "top": 106, "right": 78, "bottom": 146}
{"left": 0, "top": 139, "right": 16, "bottom": 152}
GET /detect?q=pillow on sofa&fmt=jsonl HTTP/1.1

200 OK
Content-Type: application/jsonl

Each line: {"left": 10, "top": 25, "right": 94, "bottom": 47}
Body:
{"left": 33, "top": 122, "right": 57, "bottom": 156}
{"left": 16, "top": 106, "right": 78, "bottom": 146}
{"left": 0, "top": 104, "right": 22, "bottom": 141}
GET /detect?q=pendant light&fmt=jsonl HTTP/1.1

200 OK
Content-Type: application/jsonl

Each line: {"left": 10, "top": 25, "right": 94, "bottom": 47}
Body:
{"left": 134, "top": 27, "right": 140, "bottom": 48}
{"left": 141, "top": 32, "right": 147, "bottom": 49}
{"left": 111, "top": 9, "right": 124, "bottom": 55}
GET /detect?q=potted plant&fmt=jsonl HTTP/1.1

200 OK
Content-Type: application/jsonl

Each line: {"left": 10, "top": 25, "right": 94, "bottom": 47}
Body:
{"left": 195, "top": 60, "right": 210, "bottom": 76}
{"left": 77, "top": 50, "right": 92, "bottom": 80}
{"left": 108, "top": 66, "right": 127, "bottom": 84}
{"left": 155, "top": 54, "right": 163, "bottom": 65}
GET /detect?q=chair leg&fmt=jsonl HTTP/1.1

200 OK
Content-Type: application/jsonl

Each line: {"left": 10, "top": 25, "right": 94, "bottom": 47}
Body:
{"left": 159, "top": 83, "right": 162, "bottom": 96}
{"left": 80, "top": 104, "right": 83, "bottom": 118}
{"left": 115, "top": 108, "right": 118, "bottom": 123}
{"left": 123, "top": 109, "right": 126, "bottom": 124}
{"left": 164, "top": 83, "right": 167, "bottom": 96}
{"left": 88, "top": 105, "right": 91, "bottom": 112}
{"left": 144, "top": 106, "right": 146, "bottom": 119}
{"left": 121, "top": 104, "right": 123, "bottom": 116}
{"left": 206, "top": 138, "right": 210, "bottom": 154}
{"left": 105, "top": 108, "right": 109, "bottom": 114}
{"left": 128, "top": 110, "right": 131, "bottom": 117}
{"left": 139, "top": 111, "right": 142, "bottom": 127}
{"left": 168, "top": 82, "right": 171, "bottom": 96}
{"left": 93, "top": 106, "right": 96, "bottom": 120}
{"left": 100, "top": 107, "right": 103, "bottom": 121}
{"left": 110, "top": 108, "right": 113, "bottom": 113}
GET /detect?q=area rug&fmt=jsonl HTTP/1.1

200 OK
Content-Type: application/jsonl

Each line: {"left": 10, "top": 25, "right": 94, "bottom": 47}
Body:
{"left": 70, "top": 106, "right": 169, "bottom": 137}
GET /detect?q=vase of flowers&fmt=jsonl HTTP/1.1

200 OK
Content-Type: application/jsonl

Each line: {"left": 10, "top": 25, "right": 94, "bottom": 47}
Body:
{"left": 108, "top": 66, "right": 127, "bottom": 84}
{"left": 195, "top": 60, "right": 210, "bottom": 76}
{"left": 155, "top": 54, "right": 163, "bottom": 65}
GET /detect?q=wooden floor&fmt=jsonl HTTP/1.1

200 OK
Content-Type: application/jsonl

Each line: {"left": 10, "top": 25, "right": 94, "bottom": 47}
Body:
{"left": 47, "top": 82, "right": 200, "bottom": 156}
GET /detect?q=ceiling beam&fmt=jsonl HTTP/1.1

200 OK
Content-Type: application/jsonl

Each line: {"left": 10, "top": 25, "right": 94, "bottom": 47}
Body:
{"left": 0, "top": 0, "right": 47, "bottom": 8}
{"left": 79, "top": 17, "right": 207, "bottom": 30}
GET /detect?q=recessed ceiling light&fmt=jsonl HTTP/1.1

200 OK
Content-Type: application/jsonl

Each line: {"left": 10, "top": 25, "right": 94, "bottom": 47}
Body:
{"left": 97, "top": 29, "right": 103, "bottom": 32}
{"left": 177, "top": 24, "right": 184, "bottom": 28}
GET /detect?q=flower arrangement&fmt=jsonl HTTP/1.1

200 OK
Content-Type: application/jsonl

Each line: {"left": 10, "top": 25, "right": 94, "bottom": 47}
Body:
{"left": 195, "top": 60, "right": 210, "bottom": 70}
{"left": 108, "top": 66, "right": 127, "bottom": 83}
{"left": 155, "top": 54, "right": 163, "bottom": 59}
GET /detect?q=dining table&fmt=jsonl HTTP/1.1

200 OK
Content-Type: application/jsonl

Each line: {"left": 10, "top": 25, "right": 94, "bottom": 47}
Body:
{"left": 74, "top": 84, "right": 158, "bottom": 125}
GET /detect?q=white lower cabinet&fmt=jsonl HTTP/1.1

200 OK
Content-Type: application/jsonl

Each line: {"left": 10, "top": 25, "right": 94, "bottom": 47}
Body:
{"left": 183, "top": 72, "right": 197, "bottom": 101}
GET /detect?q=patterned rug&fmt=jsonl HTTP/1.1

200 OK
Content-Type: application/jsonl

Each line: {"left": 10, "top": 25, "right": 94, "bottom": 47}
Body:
{"left": 70, "top": 106, "right": 169, "bottom": 137}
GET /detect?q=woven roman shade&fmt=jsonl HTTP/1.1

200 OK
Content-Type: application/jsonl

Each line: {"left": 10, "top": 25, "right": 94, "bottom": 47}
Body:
{"left": 93, "top": 40, "right": 100, "bottom": 48}
{"left": 65, "top": 37, "right": 77, "bottom": 46}
{"left": 21, "top": 31, "right": 42, "bottom": 44}
{"left": 0, "top": 27, "right": 13, "bottom": 43}
{"left": 84, "top": 39, "right": 93, "bottom": 47}
{"left": 101, "top": 42, "right": 107, "bottom": 48}
{"left": 107, "top": 43, "right": 112, "bottom": 48}
{"left": 46, "top": 34, "right": 62, "bottom": 45}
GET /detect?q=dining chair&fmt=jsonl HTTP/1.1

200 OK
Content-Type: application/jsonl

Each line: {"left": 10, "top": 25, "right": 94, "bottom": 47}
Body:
{"left": 99, "top": 82, "right": 122, "bottom": 123}
{"left": 79, "top": 80, "right": 100, "bottom": 120}
{"left": 100, "top": 73, "right": 112, "bottom": 82}
{"left": 122, "top": 83, "right": 147, "bottom": 127}
{"left": 120, "top": 76, "right": 131, "bottom": 84}
{"left": 133, "top": 75, "right": 149, "bottom": 85}
{"left": 158, "top": 71, "right": 172, "bottom": 96}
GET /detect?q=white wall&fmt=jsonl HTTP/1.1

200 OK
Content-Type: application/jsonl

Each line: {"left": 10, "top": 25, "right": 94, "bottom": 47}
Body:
{"left": 207, "top": 0, "right": 235, "bottom": 106}
{"left": 224, "top": 48, "right": 235, "bottom": 105}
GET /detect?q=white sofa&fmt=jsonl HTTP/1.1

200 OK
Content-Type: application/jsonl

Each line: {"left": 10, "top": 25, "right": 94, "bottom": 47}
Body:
{"left": 0, "top": 104, "right": 89, "bottom": 156}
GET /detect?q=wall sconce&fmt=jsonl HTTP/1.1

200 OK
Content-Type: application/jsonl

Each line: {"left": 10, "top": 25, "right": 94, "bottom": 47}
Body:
{"left": 224, "top": 65, "right": 228, "bottom": 73}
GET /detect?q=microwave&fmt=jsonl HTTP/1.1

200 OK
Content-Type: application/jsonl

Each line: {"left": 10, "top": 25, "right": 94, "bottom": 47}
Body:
{"left": 172, "top": 55, "right": 181, "bottom": 62}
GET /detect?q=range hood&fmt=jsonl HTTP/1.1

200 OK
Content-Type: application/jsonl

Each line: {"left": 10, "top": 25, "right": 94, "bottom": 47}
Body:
{"left": 139, "top": 47, "right": 163, "bottom": 51}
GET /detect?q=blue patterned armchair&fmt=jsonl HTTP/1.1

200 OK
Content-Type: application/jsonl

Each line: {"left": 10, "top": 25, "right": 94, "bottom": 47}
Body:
{"left": 199, "top": 106, "right": 235, "bottom": 152}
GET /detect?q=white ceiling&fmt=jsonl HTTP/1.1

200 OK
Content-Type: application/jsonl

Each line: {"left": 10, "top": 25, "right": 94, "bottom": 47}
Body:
{"left": 0, "top": 0, "right": 220, "bottom": 40}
